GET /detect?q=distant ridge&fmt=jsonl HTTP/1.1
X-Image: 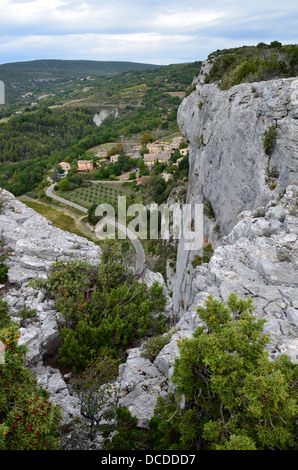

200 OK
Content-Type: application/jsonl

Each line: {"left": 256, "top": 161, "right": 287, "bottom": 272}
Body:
{"left": 0, "top": 59, "right": 162, "bottom": 104}
{"left": 0, "top": 58, "right": 161, "bottom": 76}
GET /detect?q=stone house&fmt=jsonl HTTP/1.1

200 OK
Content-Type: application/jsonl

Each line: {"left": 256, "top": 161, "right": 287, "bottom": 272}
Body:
{"left": 144, "top": 151, "right": 172, "bottom": 167}
{"left": 180, "top": 147, "right": 189, "bottom": 156}
{"left": 77, "top": 160, "right": 94, "bottom": 171}
{"left": 147, "top": 143, "right": 164, "bottom": 154}
{"left": 144, "top": 153, "right": 158, "bottom": 166}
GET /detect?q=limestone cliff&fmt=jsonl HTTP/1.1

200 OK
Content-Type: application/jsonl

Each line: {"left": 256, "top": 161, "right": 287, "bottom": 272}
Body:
{"left": 116, "top": 185, "right": 298, "bottom": 427}
{"left": 173, "top": 67, "right": 298, "bottom": 315}
{"left": 112, "top": 68, "right": 298, "bottom": 428}
{"left": 0, "top": 188, "right": 171, "bottom": 428}
{"left": 0, "top": 188, "right": 102, "bottom": 423}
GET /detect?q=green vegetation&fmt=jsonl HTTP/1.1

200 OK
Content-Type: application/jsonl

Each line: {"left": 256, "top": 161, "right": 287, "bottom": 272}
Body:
{"left": 0, "top": 301, "right": 62, "bottom": 450}
{"left": 191, "top": 243, "right": 214, "bottom": 268}
{"left": 101, "top": 295, "right": 297, "bottom": 451}
{"left": 185, "top": 83, "right": 197, "bottom": 97}
{"left": 141, "top": 332, "right": 173, "bottom": 363}
{"left": 102, "top": 407, "right": 153, "bottom": 450}
{"left": 0, "top": 61, "right": 200, "bottom": 198}
{"left": 147, "top": 294, "right": 298, "bottom": 450}
{"left": 205, "top": 42, "right": 298, "bottom": 89}
{"left": 70, "top": 352, "right": 121, "bottom": 443}
{"left": 30, "top": 240, "right": 167, "bottom": 372}
{"left": 56, "top": 183, "right": 134, "bottom": 210}
{"left": 0, "top": 59, "right": 161, "bottom": 106}
{"left": 19, "top": 306, "right": 37, "bottom": 320}
{"left": 22, "top": 200, "right": 93, "bottom": 240}
{"left": 0, "top": 107, "right": 96, "bottom": 196}
{"left": 203, "top": 200, "right": 215, "bottom": 219}
{"left": 0, "top": 243, "right": 9, "bottom": 284}
{"left": 140, "top": 154, "right": 189, "bottom": 205}
{"left": 264, "top": 125, "right": 278, "bottom": 155}
{"left": 0, "top": 107, "right": 95, "bottom": 164}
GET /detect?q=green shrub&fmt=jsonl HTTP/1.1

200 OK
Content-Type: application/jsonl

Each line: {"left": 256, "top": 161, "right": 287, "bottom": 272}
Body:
{"left": 191, "top": 254, "right": 202, "bottom": 268}
{"left": 191, "top": 244, "right": 214, "bottom": 268}
{"left": 71, "top": 352, "right": 120, "bottom": 441}
{"left": 0, "top": 265, "right": 8, "bottom": 284}
{"left": 264, "top": 125, "right": 278, "bottom": 155}
{"left": 205, "top": 43, "right": 298, "bottom": 89}
{"left": 203, "top": 201, "right": 215, "bottom": 218}
{"left": 0, "top": 299, "right": 10, "bottom": 329}
{"left": 141, "top": 332, "right": 172, "bottom": 363}
{"left": 148, "top": 294, "right": 298, "bottom": 450}
{"left": 19, "top": 305, "right": 37, "bottom": 320}
{"left": 31, "top": 240, "right": 167, "bottom": 372}
{"left": 0, "top": 306, "right": 62, "bottom": 450}
{"left": 202, "top": 243, "right": 214, "bottom": 263}
{"left": 0, "top": 243, "right": 9, "bottom": 284}
{"left": 102, "top": 407, "right": 152, "bottom": 450}
{"left": 185, "top": 84, "right": 197, "bottom": 97}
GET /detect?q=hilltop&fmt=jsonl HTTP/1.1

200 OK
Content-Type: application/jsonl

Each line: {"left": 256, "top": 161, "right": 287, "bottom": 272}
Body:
{"left": 203, "top": 41, "right": 298, "bottom": 88}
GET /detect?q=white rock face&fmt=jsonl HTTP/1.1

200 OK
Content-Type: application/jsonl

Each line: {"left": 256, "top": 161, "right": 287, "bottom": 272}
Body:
{"left": 115, "top": 186, "right": 298, "bottom": 426}
{"left": 93, "top": 109, "right": 118, "bottom": 127}
{"left": 0, "top": 189, "right": 172, "bottom": 427}
{"left": 173, "top": 68, "right": 298, "bottom": 315}
{"left": 0, "top": 188, "right": 101, "bottom": 424}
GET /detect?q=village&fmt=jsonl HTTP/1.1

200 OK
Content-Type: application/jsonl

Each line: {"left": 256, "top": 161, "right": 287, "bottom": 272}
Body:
{"left": 57, "top": 134, "right": 189, "bottom": 185}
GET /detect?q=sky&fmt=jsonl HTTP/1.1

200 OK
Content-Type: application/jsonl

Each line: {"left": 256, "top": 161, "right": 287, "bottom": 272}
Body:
{"left": 0, "top": 0, "right": 297, "bottom": 65}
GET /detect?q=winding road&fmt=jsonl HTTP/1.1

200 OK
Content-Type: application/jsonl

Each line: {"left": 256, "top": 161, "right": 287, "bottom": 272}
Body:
{"left": 46, "top": 184, "right": 88, "bottom": 213}
{"left": 46, "top": 184, "right": 145, "bottom": 273}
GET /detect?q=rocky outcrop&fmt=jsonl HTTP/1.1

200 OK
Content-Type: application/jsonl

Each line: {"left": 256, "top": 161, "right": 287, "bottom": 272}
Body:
{"left": 173, "top": 69, "right": 298, "bottom": 315}
{"left": 0, "top": 188, "right": 101, "bottom": 424}
{"left": 0, "top": 188, "right": 172, "bottom": 427}
{"left": 115, "top": 185, "right": 298, "bottom": 426}
{"left": 93, "top": 109, "right": 118, "bottom": 127}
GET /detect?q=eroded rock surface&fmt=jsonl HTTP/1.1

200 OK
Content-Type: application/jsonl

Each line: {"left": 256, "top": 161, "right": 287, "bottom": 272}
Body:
{"left": 0, "top": 189, "right": 101, "bottom": 423}
{"left": 173, "top": 68, "right": 298, "bottom": 315}
{"left": 115, "top": 186, "right": 298, "bottom": 426}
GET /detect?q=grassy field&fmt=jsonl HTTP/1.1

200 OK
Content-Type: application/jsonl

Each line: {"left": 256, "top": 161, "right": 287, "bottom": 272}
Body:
{"left": 22, "top": 200, "right": 96, "bottom": 241}
{"left": 57, "top": 183, "right": 136, "bottom": 209}
{"left": 86, "top": 141, "right": 139, "bottom": 156}
{"left": 21, "top": 198, "right": 138, "bottom": 258}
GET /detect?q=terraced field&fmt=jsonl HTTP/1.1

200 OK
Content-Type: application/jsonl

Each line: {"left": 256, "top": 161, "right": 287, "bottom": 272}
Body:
{"left": 57, "top": 182, "right": 135, "bottom": 209}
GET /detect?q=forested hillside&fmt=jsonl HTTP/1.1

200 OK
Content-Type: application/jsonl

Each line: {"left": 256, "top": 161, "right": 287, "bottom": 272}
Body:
{"left": 0, "top": 61, "right": 201, "bottom": 196}
{"left": 0, "top": 59, "right": 161, "bottom": 105}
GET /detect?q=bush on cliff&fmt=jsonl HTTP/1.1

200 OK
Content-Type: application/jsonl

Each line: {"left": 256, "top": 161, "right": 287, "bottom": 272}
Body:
{"left": 205, "top": 43, "right": 298, "bottom": 89}
{"left": 32, "top": 239, "right": 167, "bottom": 372}
{"left": 0, "top": 301, "right": 61, "bottom": 450}
{"left": 0, "top": 242, "right": 9, "bottom": 284}
{"left": 148, "top": 294, "right": 298, "bottom": 450}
